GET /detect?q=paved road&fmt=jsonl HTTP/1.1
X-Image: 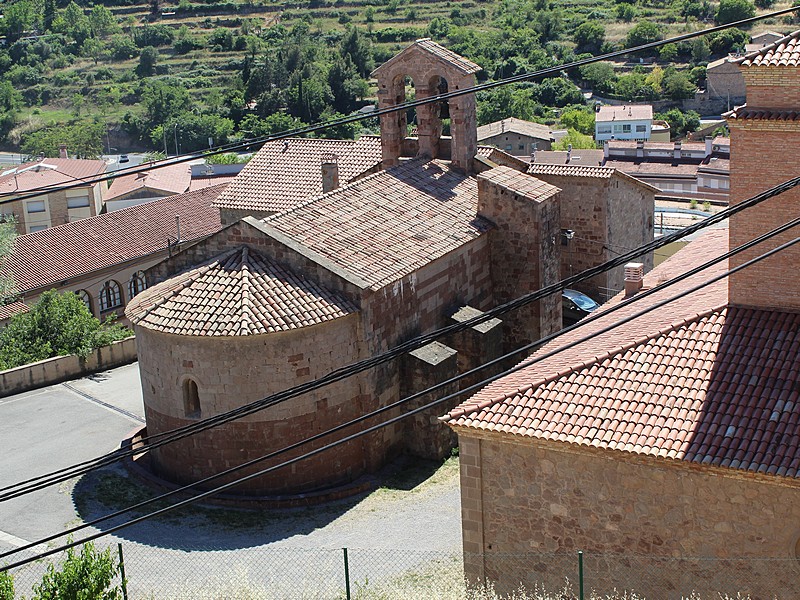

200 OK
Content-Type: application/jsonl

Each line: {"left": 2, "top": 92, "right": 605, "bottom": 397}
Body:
{"left": 0, "top": 363, "right": 462, "bottom": 598}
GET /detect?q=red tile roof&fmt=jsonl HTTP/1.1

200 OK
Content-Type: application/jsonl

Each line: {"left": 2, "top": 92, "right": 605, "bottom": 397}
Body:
{"left": 214, "top": 137, "right": 382, "bottom": 213}
{"left": 481, "top": 165, "right": 560, "bottom": 200}
{"left": 126, "top": 245, "right": 357, "bottom": 336}
{"left": 531, "top": 150, "right": 605, "bottom": 167}
{"left": 104, "top": 162, "right": 192, "bottom": 201}
{"left": 602, "top": 159, "right": 702, "bottom": 177}
{"left": 441, "top": 230, "right": 800, "bottom": 478}
{"left": 264, "top": 159, "right": 491, "bottom": 290}
{"left": 735, "top": 29, "right": 800, "bottom": 67}
{"left": 373, "top": 38, "right": 482, "bottom": 77}
{"left": 0, "top": 159, "right": 106, "bottom": 194}
{"left": 528, "top": 164, "right": 661, "bottom": 193}
{"left": 4, "top": 184, "right": 226, "bottom": 294}
{"left": 188, "top": 174, "right": 238, "bottom": 191}
{"left": 0, "top": 301, "right": 28, "bottom": 321}
{"left": 724, "top": 108, "right": 800, "bottom": 121}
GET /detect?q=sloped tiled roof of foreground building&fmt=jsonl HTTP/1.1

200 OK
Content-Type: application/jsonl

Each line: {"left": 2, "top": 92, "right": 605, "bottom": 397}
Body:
{"left": 126, "top": 245, "right": 357, "bottom": 336}
{"left": 444, "top": 229, "right": 800, "bottom": 479}
{"left": 261, "top": 158, "right": 496, "bottom": 290}
{"left": 213, "top": 136, "right": 382, "bottom": 213}
{"left": 734, "top": 29, "right": 800, "bottom": 67}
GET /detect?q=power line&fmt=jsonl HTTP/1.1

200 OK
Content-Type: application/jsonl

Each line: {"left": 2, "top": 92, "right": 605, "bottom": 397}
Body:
{"left": 2, "top": 5, "right": 797, "bottom": 207}
{"left": 3, "top": 220, "right": 799, "bottom": 571}
{"left": 2, "top": 172, "right": 800, "bottom": 504}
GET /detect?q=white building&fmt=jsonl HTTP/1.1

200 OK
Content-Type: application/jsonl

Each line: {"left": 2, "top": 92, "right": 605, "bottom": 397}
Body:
{"left": 594, "top": 104, "right": 653, "bottom": 142}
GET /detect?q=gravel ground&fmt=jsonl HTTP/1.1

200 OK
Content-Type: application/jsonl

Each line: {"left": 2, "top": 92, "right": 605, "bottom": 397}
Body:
{"left": 3, "top": 363, "right": 463, "bottom": 599}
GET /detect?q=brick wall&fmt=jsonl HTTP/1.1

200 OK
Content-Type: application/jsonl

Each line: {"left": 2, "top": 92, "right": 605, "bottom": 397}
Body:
{"left": 134, "top": 315, "right": 387, "bottom": 495}
{"left": 457, "top": 430, "right": 800, "bottom": 598}
{"left": 727, "top": 111, "right": 800, "bottom": 310}
{"left": 743, "top": 66, "right": 800, "bottom": 110}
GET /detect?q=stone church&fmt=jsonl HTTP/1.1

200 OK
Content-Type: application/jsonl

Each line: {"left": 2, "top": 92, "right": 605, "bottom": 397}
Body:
{"left": 126, "top": 40, "right": 654, "bottom": 500}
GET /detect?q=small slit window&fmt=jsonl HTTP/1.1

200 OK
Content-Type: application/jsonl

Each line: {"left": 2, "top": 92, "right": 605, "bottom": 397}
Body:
{"left": 183, "top": 379, "right": 200, "bottom": 418}
{"left": 99, "top": 280, "right": 122, "bottom": 312}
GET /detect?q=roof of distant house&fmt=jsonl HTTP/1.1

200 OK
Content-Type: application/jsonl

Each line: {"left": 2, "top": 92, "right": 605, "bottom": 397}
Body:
{"left": 531, "top": 150, "right": 605, "bottom": 167}
{"left": 263, "top": 159, "right": 492, "bottom": 290}
{"left": 528, "top": 163, "right": 661, "bottom": 192}
{"left": 601, "top": 159, "right": 705, "bottom": 178}
{"left": 443, "top": 230, "right": 800, "bottom": 480}
{"left": 477, "top": 118, "right": 553, "bottom": 142}
{"left": 595, "top": 104, "right": 653, "bottom": 122}
{"left": 735, "top": 29, "right": 800, "bottom": 67}
{"left": 0, "top": 158, "right": 106, "bottom": 195}
{"left": 188, "top": 174, "right": 238, "bottom": 191}
{"left": 214, "top": 136, "right": 382, "bottom": 214}
{"left": 104, "top": 162, "right": 192, "bottom": 202}
{"left": 5, "top": 184, "right": 227, "bottom": 294}
{"left": 126, "top": 245, "right": 357, "bottom": 336}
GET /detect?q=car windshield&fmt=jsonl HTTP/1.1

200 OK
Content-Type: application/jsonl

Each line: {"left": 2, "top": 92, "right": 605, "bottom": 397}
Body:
{"left": 564, "top": 290, "right": 598, "bottom": 311}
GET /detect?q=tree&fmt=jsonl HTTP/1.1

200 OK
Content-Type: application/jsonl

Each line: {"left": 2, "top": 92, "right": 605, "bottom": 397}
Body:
{"left": 155, "top": 113, "right": 234, "bottom": 153}
{"left": 0, "top": 569, "right": 13, "bottom": 600}
{"left": 626, "top": 21, "right": 662, "bottom": 49}
{"left": 21, "top": 122, "right": 105, "bottom": 159}
{"left": 573, "top": 22, "right": 605, "bottom": 55}
{"left": 1, "top": 0, "right": 36, "bottom": 43}
{"left": 238, "top": 113, "right": 308, "bottom": 138}
{"left": 32, "top": 542, "right": 124, "bottom": 600}
{"left": 578, "top": 62, "right": 617, "bottom": 95}
{"left": 560, "top": 107, "right": 595, "bottom": 135}
{"left": 328, "top": 55, "right": 368, "bottom": 115}
{"left": 141, "top": 79, "right": 191, "bottom": 128}
{"left": 0, "top": 291, "right": 131, "bottom": 370}
{"left": 553, "top": 128, "right": 596, "bottom": 150}
{"left": 89, "top": 6, "right": 120, "bottom": 38}
{"left": 656, "top": 108, "right": 701, "bottom": 139}
{"left": 662, "top": 68, "right": 696, "bottom": 100}
{"left": 716, "top": 0, "right": 756, "bottom": 24}
{"left": 136, "top": 46, "right": 159, "bottom": 77}
{"left": 339, "top": 26, "right": 373, "bottom": 77}
{"left": 0, "top": 219, "right": 17, "bottom": 303}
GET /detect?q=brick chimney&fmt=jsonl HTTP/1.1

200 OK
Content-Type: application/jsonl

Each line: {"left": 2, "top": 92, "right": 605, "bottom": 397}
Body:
{"left": 636, "top": 141, "right": 644, "bottom": 158}
{"left": 624, "top": 262, "right": 644, "bottom": 297}
{"left": 59, "top": 144, "right": 68, "bottom": 159}
{"left": 321, "top": 153, "right": 339, "bottom": 194}
{"left": 705, "top": 136, "right": 713, "bottom": 158}
{"left": 673, "top": 141, "right": 681, "bottom": 160}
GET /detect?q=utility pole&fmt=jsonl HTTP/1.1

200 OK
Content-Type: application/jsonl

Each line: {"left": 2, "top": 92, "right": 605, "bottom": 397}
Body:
{"left": 174, "top": 123, "right": 179, "bottom": 156}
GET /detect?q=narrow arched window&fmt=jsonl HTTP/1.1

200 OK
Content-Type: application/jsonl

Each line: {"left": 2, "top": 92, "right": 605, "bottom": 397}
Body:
{"left": 183, "top": 379, "right": 200, "bottom": 418}
{"left": 128, "top": 271, "right": 147, "bottom": 300}
{"left": 99, "top": 280, "right": 123, "bottom": 312}
{"left": 76, "top": 289, "right": 93, "bottom": 315}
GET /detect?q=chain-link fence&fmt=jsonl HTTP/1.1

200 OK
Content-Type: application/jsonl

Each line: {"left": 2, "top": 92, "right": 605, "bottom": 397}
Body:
{"left": 4, "top": 544, "right": 798, "bottom": 599}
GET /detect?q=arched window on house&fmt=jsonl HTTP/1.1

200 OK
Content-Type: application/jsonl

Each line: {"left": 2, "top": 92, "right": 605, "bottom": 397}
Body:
{"left": 128, "top": 271, "right": 147, "bottom": 300}
{"left": 183, "top": 379, "right": 200, "bottom": 418}
{"left": 76, "top": 289, "right": 93, "bottom": 315}
{"left": 98, "top": 280, "right": 123, "bottom": 313}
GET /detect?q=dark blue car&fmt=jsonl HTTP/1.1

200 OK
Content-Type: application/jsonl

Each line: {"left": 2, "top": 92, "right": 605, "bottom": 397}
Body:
{"left": 562, "top": 289, "right": 599, "bottom": 326}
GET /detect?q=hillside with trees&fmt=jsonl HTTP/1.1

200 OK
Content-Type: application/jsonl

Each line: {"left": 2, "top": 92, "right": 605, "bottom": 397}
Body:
{"left": 0, "top": 0, "right": 795, "bottom": 156}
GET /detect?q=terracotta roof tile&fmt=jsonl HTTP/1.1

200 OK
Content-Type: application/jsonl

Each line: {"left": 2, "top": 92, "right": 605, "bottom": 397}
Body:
{"left": 214, "top": 137, "right": 382, "bottom": 213}
{"left": 735, "top": 29, "right": 800, "bottom": 67}
{"left": 0, "top": 301, "right": 28, "bottom": 321}
{"left": 104, "top": 162, "right": 191, "bottom": 201}
{"left": 445, "top": 229, "right": 800, "bottom": 479}
{"left": 477, "top": 118, "right": 553, "bottom": 141}
{"left": 373, "top": 38, "right": 481, "bottom": 77}
{"left": 480, "top": 165, "right": 561, "bottom": 200}
{"left": 531, "top": 150, "right": 605, "bottom": 167}
{"left": 529, "top": 163, "right": 615, "bottom": 179}
{"left": 126, "top": 246, "right": 357, "bottom": 336}
{"left": 724, "top": 107, "right": 800, "bottom": 121}
{"left": 265, "top": 159, "right": 491, "bottom": 290}
{"left": 4, "top": 184, "right": 226, "bottom": 293}
{"left": 0, "top": 158, "right": 106, "bottom": 194}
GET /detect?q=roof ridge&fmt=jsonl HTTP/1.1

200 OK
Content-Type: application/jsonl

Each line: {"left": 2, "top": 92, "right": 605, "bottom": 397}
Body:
{"left": 444, "top": 303, "right": 729, "bottom": 424}
{"left": 239, "top": 246, "right": 253, "bottom": 335}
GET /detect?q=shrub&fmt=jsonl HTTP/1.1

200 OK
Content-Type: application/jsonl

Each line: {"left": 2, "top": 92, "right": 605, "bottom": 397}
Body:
{"left": 32, "top": 542, "right": 123, "bottom": 600}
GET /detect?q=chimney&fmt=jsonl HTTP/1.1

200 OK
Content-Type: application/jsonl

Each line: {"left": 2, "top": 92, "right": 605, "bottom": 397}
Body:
{"left": 673, "top": 141, "right": 682, "bottom": 160}
{"left": 566, "top": 143, "right": 572, "bottom": 163}
{"left": 636, "top": 140, "right": 644, "bottom": 158}
{"left": 603, "top": 141, "right": 609, "bottom": 160}
{"left": 705, "top": 136, "right": 713, "bottom": 158}
{"left": 321, "top": 153, "right": 340, "bottom": 194}
{"left": 624, "top": 262, "right": 644, "bottom": 297}
{"left": 59, "top": 144, "right": 68, "bottom": 159}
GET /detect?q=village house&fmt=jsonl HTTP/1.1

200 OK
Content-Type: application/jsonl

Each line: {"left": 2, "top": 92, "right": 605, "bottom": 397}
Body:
{"left": 442, "top": 29, "right": 800, "bottom": 599}
{"left": 476, "top": 118, "right": 554, "bottom": 156}
{"left": 2, "top": 184, "right": 226, "bottom": 324}
{"left": 594, "top": 104, "right": 653, "bottom": 142}
{"left": 124, "top": 39, "right": 655, "bottom": 500}
{"left": 0, "top": 150, "right": 106, "bottom": 234}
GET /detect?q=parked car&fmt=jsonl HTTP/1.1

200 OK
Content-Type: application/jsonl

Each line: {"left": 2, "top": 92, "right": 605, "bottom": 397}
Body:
{"left": 562, "top": 289, "right": 599, "bottom": 326}
{"left": 119, "top": 154, "right": 129, "bottom": 163}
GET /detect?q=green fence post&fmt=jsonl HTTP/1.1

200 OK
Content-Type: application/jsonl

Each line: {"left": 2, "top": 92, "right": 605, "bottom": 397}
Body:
{"left": 117, "top": 543, "right": 128, "bottom": 600}
{"left": 578, "top": 550, "right": 584, "bottom": 600}
{"left": 343, "top": 547, "right": 351, "bottom": 600}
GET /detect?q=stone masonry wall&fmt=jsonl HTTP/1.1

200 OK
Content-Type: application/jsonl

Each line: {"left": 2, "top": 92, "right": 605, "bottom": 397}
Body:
{"left": 135, "top": 315, "right": 384, "bottom": 495}
{"left": 457, "top": 430, "right": 800, "bottom": 599}
{"left": 727, "top": 119, "right": 800, "bottom": 311}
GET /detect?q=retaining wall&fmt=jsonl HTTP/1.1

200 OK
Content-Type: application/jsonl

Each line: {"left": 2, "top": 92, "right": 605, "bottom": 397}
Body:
{"left": 0, "top": 337, "right": 137, "bottom": 397}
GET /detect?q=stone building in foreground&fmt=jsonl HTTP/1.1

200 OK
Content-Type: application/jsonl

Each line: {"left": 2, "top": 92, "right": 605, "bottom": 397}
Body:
{"left": 126, "top": 40, "right": 654, "bottom": 500}
{"left": 443, "top": 30, "right": 800, "bottom": 599}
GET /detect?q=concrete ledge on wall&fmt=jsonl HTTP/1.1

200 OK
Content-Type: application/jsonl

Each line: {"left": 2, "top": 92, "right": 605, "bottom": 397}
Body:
{"left": 0, "top": 337, "right": 138, "bottom": 398}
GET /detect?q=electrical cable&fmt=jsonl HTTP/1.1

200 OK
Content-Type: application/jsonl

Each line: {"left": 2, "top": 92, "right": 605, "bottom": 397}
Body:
{"left": 3, "top": 222, "right": 799, "bottom": 571}
{"left": 3, "top": 172, "right": 800, "bottom": 501}
{"left": 2, "top": 199, "right": 797, "bottom": 563}
{"left": 2, "top": 5, "right": 797, "bottom": 206}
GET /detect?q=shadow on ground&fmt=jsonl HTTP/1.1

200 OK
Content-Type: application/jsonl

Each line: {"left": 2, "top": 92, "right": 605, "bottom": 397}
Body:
{"left": 71, "top": 455, "right": 448, "bottom": 552}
